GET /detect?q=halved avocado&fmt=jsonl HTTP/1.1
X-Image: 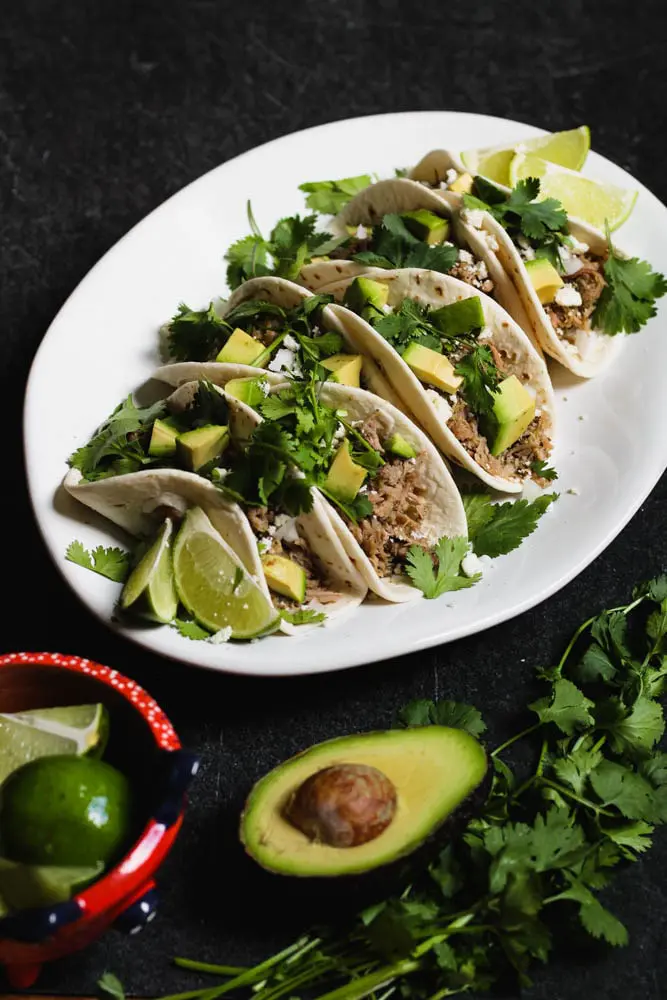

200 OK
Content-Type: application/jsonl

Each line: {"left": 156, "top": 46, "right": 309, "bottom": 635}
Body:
{"left": 240, "top": 726, "right": 487, "bottom": 877}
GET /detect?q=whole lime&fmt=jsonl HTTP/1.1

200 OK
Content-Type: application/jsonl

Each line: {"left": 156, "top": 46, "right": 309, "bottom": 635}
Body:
{"left": 0, "top": 755, "right": 132, "bottom": 866}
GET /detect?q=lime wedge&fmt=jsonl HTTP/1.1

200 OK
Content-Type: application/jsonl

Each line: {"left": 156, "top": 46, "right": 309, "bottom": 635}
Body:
{"left": 0, "top": 857, "right": 103, "bottom": 911}
{"left": 173, "top": 507, "right": 279, "bottom": 639}
{"left": 509, "top": 153, "right": 637, "bottom": 231}
{"left": 461, "top": 126, "right": 590, "bottom": 185}
{"left": 0, "top": 704, "right": 109, "bottom": 784}
{"left": 120, "top": 518, "right": 178, "bottom": 623}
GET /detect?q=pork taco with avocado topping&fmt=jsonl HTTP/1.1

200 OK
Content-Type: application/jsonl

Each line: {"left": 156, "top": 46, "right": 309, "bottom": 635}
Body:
{"left": 319, "top": 269, "right": 555, "bottom": 493}
{"left": 297, "top": 178, "right": 532, "bottom": 335}
{"left": 157, "top": 275, "right": 409, "bottom": 414}
{"left": 408, "top": 152, "right": 667, "bottom": 376}
{"left": 64, "top": 379, "right": 367, "bottom": 633}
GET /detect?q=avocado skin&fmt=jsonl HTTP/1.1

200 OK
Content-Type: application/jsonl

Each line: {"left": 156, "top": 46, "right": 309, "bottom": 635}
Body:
{"left": 237, "top": 733, "right": 490, "bottom": 921}
{"left": 233, "top": 765, "right": 491, "bottom": 928}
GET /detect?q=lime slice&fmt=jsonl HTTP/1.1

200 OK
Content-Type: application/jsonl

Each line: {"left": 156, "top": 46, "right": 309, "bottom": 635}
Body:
{"left": 0, "top": 704, "right": 109, "bottom": 784}
{"left": 120, "top": 518, "right": 178, "bottom": 623}
{"left": 173, "top": 507, "right": 279, "bottom": 639}
{"left": 0, "top": 857, "right": 103, "bottom": 911}
{"left": 509, "top": 152, "right": 637, "bottom": 231}
{"left": 461, "top": 126, "right": 590, "bottom": 185}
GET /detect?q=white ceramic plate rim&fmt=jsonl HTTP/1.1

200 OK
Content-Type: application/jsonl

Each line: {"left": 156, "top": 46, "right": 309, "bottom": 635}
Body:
{"left": 24, "top": 111, "right": 667, "bottom": 676}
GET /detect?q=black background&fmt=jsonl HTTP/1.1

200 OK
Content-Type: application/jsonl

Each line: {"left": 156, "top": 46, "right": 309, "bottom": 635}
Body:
{"left": 2, "top": 1, "right": 667, "bottom": 997}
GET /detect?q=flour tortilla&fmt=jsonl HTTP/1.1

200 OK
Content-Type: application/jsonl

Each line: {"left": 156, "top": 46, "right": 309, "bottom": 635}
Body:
{"left": 157, "top": 275, "right": 410, "bottom": 415}
{"left": 298, "top": 177, "right": 533, "bottom": 337}
{"left": 64, "top": 383, "right": 367, "bottom": 632}
{"left": 321, "top": 268, "right": 555, "bottom": 494}
{"left": 290, "top": 380, "right": 468, "bottom": 603}
{"left": 409, "top": 149, "right": 619, "bottom": 376}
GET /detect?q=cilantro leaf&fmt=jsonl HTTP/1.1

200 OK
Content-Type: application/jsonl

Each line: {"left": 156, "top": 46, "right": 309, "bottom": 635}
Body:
{"left": 465, "top": 177, "right": 568, "bottom": 253}
{"left": 66, "top": 541, "right": 130, "bottom": 583}
{"left": 398, "top": 698, "right": 486, "bottom": 737}
{"left": 589, "top": 760, "right": 662, "bottom": 821}
{"left": 299, "top": 174, "right": 372, "bottom": 214}
{"left": 350, "top": 213, "right": 459, "bottom": 277}
{"left": 187, "top": 379, "right": 229, "bottom": 428}
{"left": 604, "top": 694, "right": 665, "bottom": 757}
{"left": 552, "top": 737, "right": 604, "bottom": 795}
{"left": 593, "top": 226, "right": 667, "bottom": 335}
{"left": 98, "top": 972, "right": 125, "bottom": 1000}
{"left": 530, "top": 459, "right": 558, "bottom": 481}
{"left": 574, "top": 642, "right": 618, "bottom": 683}
{"left": 166, "top": 302, "right": 230, "bottom": 361}
{"left": 633, "top": 574, "right": 667, "bottom": 603}
{"left": 554, "top": 878, "right": 628, "bottom": 946}
{"left": 69, "top": 395, "right": 167, "bottom": 481}
{"left": 470, "top": 493, "right": 557, "bottom": 558}
{"left": 529, "top": 678, "right": 595, "bottom": 735}
{"left": 406, "top": 536, "right": 479, "bottom": 599}
{"left": 225, "top": 233, "right": 271, "bottom": 289}
{"left": 455, "top": 345, "right": 501, "bottom": 419}
{"left": 280, "top": 608, "right": 327, "bottom": 626}
{"left": 461, "top": 490, "right": 495, "bottom": 539}
{"left": 173, "top": 618, "right": 210, "bottom": 641}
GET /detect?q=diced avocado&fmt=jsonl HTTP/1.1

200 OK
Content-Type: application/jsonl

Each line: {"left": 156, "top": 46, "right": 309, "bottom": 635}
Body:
{"left": 400, "top": 209, "right": 449, "bottom": 245}
{"left": 320, "top": 353, "right": 363, "bottom": 388}
{"left": 323, "top": 440, "right": 367, "bottom": 503}
{"left": 224, "top": 377, "right": 268, "bottom": 407}
{"left": 523, "top": 257, "right": 564, "bottom": 305}
{"left": 240, "top": 726, "right": 488, "bottom": 877}
{"left": 216, "top": 328, "right": 265, "bottom": 366}
{"left": 402, "top": 342, "right": 462, "bottom": 394}
{"left": 384, "top": 432, "right": 417, "bottom": 460}
{"left": 177, "top": 424, "right": 229, "bottom": 472}
{"left": 489, "top": 375, "right": 535, "bottom": 456}
{"left": 261, "top": 554, "right": 307, "bottom": 604}
{"left": 148, "top": 418, "right": 180, "bottom": 458}
{"left": 449, "top": 172, "right": 474, "bottom": 194}
{"left": 343, "top": 277, "right": 389, "bottom": 322}
{"left": 431, "top": 297, "right": 485, "bottom": 336}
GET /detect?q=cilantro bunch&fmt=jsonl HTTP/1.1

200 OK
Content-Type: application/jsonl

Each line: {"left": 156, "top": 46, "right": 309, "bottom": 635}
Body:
{"left": 224, "top": 202, "right": 346, "bottom": 290}
{"left": 158, "top": 574, "right": 667, "bottom": 998}
{"left": 219, "top": 378, "right": 374, "bottom": 523}
{"left": 350, "top": 213, "right": 459, "bottom": 275}
{"left": 464, "top": 176, "right": 569, "bottom": 270}
{"left": 166, "top": 294, "right": 342, "bottom": 373}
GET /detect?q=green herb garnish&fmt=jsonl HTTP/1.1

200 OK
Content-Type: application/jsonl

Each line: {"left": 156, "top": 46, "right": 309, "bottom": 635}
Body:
{"left": 65, "top": 541, "right": 130, "bottom": 583}
{"left": 298, "top": 174, "right": 373, "bottom": 215}
{"left": 405, "top": 536, "right": 479, "bottom": 598}
{"left": 531, "top": 459, "right": 558, "bottom": 481}
{"left": 69, "top": 395, "right": 166, "bottom": 481}
{"left": 352, "top": 213, "right": 458, "bottom": 275}
{"left": 593, "top": 223, "right": 667, "bottom": 335}
{"left": 463, "top": 490, "right": 558, "bottom": 558}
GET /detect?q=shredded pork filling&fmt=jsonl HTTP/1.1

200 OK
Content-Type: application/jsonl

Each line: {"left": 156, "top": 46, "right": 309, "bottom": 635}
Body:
{"left": 343, "top": 414, "right": 431, "bottom": 579}
{"left": 543, "top": 253, "right": 607, "bottom": 343}
{"left": 246, "top": 506, "right": 340, "bottom": 607}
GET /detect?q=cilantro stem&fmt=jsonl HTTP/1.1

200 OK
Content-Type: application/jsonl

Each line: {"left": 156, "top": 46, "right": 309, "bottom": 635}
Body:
{"left": 539, "top": 778, "right": 616, "bottom": 817}
{"left": 491, "top": 723, "right": 542, "bottom": 757}
{"left": 312, "top": 960, "right": 420, "bottom": 1000}
{"left": 255, "top": 331, "right": 288, "bottom": 368}
{"left": 173, "top": 959, "right": 247, "bottom": 976}
{"left": 555, "top": 596, "right": 647, "bottom": 677}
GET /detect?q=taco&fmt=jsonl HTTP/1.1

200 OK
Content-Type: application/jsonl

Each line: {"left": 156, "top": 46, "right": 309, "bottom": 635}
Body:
{"left": 249, "top": 378, "right": 468, "bottom": 603}
{"left": 409, "top": 152, "right": 666, "bottom": 376}
{"left": 319, "top": 268, "right": 555, "bottom": 493}
{"left": 297, "top": 177, "right": 534, "bottom": 337}
{"left": 158, "top": 275, "right": 409, "bottom": 414}
{"left": 64, "top": 379, "right": 367, "bottom": 632}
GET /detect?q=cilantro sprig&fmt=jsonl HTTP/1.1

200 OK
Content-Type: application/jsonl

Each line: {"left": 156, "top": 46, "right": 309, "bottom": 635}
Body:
{"left": 224, "top": 202, "right": 345, "bottom": 290}
{"left": 463, "top": 489, "right": 558, "bottom": 558}
{"left": 69, "top": 395, "right": 167, "bottom": 481}
{"left": 454, "top": 344, "right": 501, "bottom": 419}
{"left": 351, "top": 213, "right": 459, "bottom": 275}
{"left": 406, "top": 536, "right": 479, "bottom": 598}
{"left": 593, "top": 223, "right": 667, "bottom": 335}
{"left": 298, "top": 174, "right": 373, "bottom": 215}
{"left": 161, "top": 573, "right": 667, "bottom": 997}
{"left": 66, "top": 541, "right": 130, "bottom": 582}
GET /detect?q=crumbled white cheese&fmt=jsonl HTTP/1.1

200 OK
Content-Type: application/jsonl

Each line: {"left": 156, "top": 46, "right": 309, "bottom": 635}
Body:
{"left": 257, "top": 536, "right": 272, "bottom": 555}
{"left": 283, "top": 333, "right": 299, "bottom": 351}
{"left": 268, "top": 348, "right": 302, "bottom": 377}
{"left": 568, "top": 235, "right": 589, "bottom": 254}
{"left": 274, "top": 514, "right": 300, "bottom": 544}
{"left": 461, "top": 550, "right": 484, "bottom": 578}
{"left": 333, "top": 422, "right": 346, "bottom": 443}
{"left": 461, "top": 209, "right": 485, "bottom": 229}
{"left": 559, "top": 244, "right": 583, "bottom": 276}
{"left": 424, "top": 388, "right": 453, "bottom": 422}
{"left": 483, "top": 232, "right": 499, "bottom": 252}
{"left": 208, "top": 626, "right": 232, "bottom": 644}
{"left": 382, "top": 303, "right": 393, "bottom": 314}
{"left": 554, "top": 284, "right": 583, "bottom": 308}
{"left": 475, "top": 260, "right": 489, "bottom": 279}
{"left": 258, "top": 378, "right": 270, "bottom": 396}
{"left": 445, "top": 168, "right": 459, "bottom": 186}
{"left": 518, "top": 244, "right": 536, "bottom": 261}
{"left": 356, "top": 224, "right": 369, "bottom": 240}
{"left": 458, "top": 248, "right": 474, "bottom": 265}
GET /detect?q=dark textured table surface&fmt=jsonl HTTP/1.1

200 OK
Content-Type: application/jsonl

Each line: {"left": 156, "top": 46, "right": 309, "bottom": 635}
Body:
{"left": 2, "top": 1, "right": 667, "bottom": 997}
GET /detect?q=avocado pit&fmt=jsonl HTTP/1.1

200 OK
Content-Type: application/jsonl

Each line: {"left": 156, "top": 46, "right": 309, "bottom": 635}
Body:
{"left": 286, "top": 763, "right": 397, "bottom": 848}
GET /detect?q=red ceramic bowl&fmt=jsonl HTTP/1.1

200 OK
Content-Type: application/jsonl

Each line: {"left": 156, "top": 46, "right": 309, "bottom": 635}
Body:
{"left": 0, "top": 652, "right": 198, "bottom": 990}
